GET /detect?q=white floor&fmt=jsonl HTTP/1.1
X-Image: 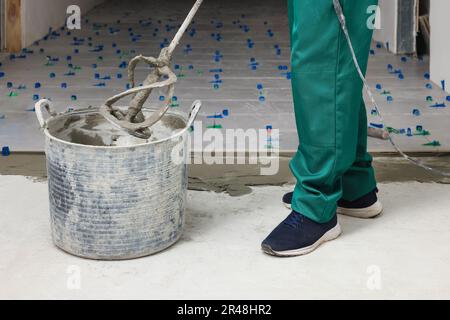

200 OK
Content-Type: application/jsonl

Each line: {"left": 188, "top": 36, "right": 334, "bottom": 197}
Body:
{"left": 1, "top": 175, "right": 449, "bottom": 299}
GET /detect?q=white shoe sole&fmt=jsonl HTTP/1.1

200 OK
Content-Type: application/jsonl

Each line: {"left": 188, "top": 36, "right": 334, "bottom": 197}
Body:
{"left": 261, "top": 222, "right": 342, "bottom": 257}
{"left": 283, "top": 202, "right": 292, "bottom": 210}
{"left": 284, "top": 200, "right": 383, "bottom": 219}
{"left": 336, "top": 200, "right": 383, "bottom": 219}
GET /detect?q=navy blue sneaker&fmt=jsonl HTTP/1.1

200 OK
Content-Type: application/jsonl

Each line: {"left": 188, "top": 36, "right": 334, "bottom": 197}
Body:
{"left": 336, "top": 188, "right": 383, "bottom": 218}
{"left": 282, "top": 192, "right": 294, "bottom": 209}
{"left": 282, "top": 188, "right": 383, "bottom": 219}
{"left": 261, "top": 211, "right": 341, "bottom": 257}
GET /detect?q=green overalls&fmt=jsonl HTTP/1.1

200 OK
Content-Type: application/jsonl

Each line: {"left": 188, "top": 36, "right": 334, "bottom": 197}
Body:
{"left": 288, "top": 0, "right": 378, "bottom": 223}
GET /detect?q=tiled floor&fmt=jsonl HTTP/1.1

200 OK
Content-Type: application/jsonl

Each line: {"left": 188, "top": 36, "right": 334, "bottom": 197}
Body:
{"left": 0, "top": 0, "right": 449, "bottom": 152}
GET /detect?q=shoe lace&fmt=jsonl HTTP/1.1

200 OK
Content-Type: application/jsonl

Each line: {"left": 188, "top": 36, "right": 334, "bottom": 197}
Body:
{"left": 284, "top": 212, "right": 303, "bottom": 228}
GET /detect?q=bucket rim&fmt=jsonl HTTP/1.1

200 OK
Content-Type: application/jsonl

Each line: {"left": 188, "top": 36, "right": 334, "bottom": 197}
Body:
{"left": 42, "top": 106, "right": 190, "bottom": 150}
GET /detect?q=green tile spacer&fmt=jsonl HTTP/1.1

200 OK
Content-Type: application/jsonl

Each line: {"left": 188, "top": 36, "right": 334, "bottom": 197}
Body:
{"left": 413, "top": 130, "right": 430, "bottom": 136}
{"left": 423, "top": 140, "right": 441, "bottom": 147}
{"left": 386, "top": 127, "right": 400, "bottom": 134}
{"left": 207, "top": 124, "right": 223, "bottom": 129}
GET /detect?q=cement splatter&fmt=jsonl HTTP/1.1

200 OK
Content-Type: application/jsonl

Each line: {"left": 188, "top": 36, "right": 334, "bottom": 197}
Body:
{"left": 2, "top": 154, "right": 449, "bottom": 194}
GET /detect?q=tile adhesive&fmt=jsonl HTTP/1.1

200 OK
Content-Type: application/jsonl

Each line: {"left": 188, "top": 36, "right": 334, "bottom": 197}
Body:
{"left": 34, "top": 0, "right": 204, "bottom": 260}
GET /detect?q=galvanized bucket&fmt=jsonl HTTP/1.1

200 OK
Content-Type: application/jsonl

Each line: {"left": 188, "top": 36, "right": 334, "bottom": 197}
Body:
{"left": 35, "top": 99, "right": 201, "bottom": 260}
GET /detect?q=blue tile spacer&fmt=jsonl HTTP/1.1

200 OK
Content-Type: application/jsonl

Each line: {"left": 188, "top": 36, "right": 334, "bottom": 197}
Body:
{"left": 407, "top": 128, "right": 413, "bottom": 136}
{"left": 2, "top": 146, "right": 11, "bottom": 156}
{"left": 370, "top": 123, "right": 384, "bottom": 129}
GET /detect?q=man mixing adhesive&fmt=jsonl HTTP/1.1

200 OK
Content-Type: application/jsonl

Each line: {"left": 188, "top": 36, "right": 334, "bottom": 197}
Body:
{"left": 262, "top": 0, "right": 382, "bottom": 256}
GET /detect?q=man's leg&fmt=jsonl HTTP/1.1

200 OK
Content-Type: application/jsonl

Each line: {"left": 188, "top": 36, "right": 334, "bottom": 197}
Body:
{"left": 341, "top": 99, "right": 377, "bottom": 201}
{"left": 335, "top": 95, "right": 382, "bottom": 219}
{"left": 261, "top": 0, "right": 378, "bottom": 256}
{"left": 289, "top": 0, "right": 378, "bottom": 223}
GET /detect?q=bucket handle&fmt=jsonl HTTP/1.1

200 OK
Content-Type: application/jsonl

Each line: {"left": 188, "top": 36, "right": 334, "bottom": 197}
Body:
{"left": 35, "top": 99, "right": 57, "bottom": 129}
{"left": 185, "top": 100, "right": 202, "bottom": 132}
{"left": 169, "top": 100, "right": 202, "bottom": 140}
{"left": 35, "top": 98, "right": 201, "bottom": 134}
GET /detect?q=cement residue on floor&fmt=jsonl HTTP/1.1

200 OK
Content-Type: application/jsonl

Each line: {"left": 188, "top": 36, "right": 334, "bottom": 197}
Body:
{"left": 1, "top": 153, "right": 449, "bottom": 196}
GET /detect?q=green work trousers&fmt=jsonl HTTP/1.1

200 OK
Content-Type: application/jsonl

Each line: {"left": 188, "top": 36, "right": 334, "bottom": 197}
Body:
{"left": 288, "top": 0, "right": 378, "bottom": 223}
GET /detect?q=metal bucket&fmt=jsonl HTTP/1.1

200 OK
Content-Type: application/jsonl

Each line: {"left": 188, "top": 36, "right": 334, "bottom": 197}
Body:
{"left": 35, "top": 99, "right": 201, "bottom": 260}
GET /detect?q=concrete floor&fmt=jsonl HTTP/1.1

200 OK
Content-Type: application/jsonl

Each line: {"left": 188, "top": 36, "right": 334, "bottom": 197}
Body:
{"left": 1, "top": 175, "right": 449, "bottom": 299}
{"left": 0, "top": 0, "right": 449, "bottom": 153}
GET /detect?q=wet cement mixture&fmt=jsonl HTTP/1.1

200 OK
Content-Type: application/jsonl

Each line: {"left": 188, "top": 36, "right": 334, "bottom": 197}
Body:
{"left": 46, "top": 109, "right": 186, "bottom": 147}
{"left": 2, "top": 153, "right": 449, "bottom": 196}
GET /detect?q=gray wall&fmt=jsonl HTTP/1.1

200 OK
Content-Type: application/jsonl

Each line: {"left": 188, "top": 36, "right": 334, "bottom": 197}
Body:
{"left": 373, "top": 0, "right": 398, "bottom": 53}
{"left": 21, "top": 0, "right": 105, "bottom": 47}
{"left": 373, "top": 0, "right": 416, "bottom": 54}
{"left": 397, "top": 0, "right": 416, "bottom": 54}
{"left": 430, "top": 0, "right": 450, "bottom": 93}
